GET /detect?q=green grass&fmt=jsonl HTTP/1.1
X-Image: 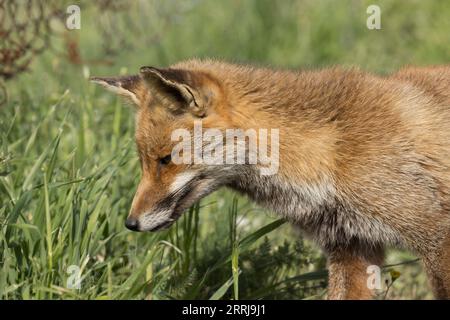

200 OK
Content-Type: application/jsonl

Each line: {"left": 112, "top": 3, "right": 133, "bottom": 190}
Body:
{"left": 1, "top": 0, "right": 448, "bottom": 299}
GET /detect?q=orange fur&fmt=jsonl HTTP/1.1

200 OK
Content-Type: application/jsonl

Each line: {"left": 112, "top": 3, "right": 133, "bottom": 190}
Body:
{"left": 92, "top": 60, "right": 450, "bottom": 299}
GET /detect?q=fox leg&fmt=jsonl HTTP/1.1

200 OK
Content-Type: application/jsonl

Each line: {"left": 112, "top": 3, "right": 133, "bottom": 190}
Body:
{"left": 327, "top": 246, "right": 384, "bottom": 300}
{"left": 423, "top": 234, "right": 450, "bottom": 299}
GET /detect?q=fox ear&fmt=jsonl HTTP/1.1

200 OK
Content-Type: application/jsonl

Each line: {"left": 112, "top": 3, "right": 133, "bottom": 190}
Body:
{"left": 90, "top": 75, "right": 142, "bottom": 106}
{"left": 139, "top": 66, "right": 207, "bottom": 117}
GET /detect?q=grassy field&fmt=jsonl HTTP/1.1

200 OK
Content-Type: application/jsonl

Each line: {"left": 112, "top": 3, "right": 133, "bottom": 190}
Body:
{"left": 1, "top": 0, "right": 449, "bottom": 299}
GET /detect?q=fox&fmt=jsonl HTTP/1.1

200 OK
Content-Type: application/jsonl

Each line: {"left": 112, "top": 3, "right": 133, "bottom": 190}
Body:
{"left": 91, "top": 60, "right": 450, "bottom": 299}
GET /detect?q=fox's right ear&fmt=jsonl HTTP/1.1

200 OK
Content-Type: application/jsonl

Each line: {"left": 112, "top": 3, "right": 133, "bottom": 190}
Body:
{"left": 90, "top": 75, "right": 143, "bottom": 106}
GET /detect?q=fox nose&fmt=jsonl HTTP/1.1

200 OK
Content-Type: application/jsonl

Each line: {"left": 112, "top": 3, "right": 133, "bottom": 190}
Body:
{"left": 125, "top": 217, "right": 140, "bottom": 231}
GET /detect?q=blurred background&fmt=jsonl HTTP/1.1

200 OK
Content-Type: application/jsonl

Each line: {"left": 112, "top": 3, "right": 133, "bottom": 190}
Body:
{"left": 0, "top": 0, "right": 449, "bottom": 299}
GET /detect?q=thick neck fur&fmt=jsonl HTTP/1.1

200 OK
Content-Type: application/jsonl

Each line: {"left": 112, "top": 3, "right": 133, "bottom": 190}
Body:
{"left": 173, "top": 60, "right": 450, "bottom": 254}
{"left": 185, "top": 60, "right": 397, "bottom": 250}
{"left": 177, "top": 60, "right": 343, "bottom": 183}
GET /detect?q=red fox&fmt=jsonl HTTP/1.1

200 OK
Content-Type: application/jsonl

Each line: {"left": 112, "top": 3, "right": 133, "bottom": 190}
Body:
{"left": 91, "top": 60, "right": 450, "bottom": 299}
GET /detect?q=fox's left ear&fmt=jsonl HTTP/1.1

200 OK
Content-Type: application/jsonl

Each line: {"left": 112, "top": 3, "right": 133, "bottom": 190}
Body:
{"left": 140, "top": 66, "right": 209, "bottom": 117}
{"left": 90, "top": 75, "right": 143, "bottom": 106}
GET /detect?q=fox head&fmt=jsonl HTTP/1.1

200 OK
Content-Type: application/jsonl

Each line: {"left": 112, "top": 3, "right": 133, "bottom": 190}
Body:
{"left": 91, "top": 66, "right": 239, "bottom": 231}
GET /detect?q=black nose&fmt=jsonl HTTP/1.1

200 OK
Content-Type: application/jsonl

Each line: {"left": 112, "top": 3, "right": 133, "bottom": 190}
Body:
{"left": 125, "top": 217, "right": 140, "bottom": 231}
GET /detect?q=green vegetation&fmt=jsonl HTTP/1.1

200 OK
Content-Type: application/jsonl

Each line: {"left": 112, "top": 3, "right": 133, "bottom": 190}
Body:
{"left": 1, "top": 0, "right": 448, "bottom": 299}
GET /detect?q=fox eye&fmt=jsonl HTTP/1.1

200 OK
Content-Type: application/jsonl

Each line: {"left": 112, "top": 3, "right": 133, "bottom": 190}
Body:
{"left": 159, "top": 154, "right": 172, "bottom": 166}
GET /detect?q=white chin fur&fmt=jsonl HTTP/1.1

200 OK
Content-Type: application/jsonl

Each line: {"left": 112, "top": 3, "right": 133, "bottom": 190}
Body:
{"left": 169, "top": 171, "right": 198, "bottom": 193}
{"left": 138, "top": 171, "right": 199, "bottom": 231}
{"left": 138, "top": 209, "right": 173, "bottom": 231}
